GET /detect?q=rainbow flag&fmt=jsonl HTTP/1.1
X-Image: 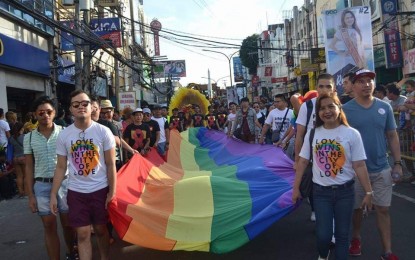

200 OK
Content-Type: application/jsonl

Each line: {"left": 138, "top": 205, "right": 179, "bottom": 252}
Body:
{"left": 109, "top": 128, "right": 296, "bottom": 253}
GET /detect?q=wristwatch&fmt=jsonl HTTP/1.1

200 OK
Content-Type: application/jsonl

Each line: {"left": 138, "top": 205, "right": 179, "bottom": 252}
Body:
{"left": 366, "top": 191, "right": 374, "bottom": 196}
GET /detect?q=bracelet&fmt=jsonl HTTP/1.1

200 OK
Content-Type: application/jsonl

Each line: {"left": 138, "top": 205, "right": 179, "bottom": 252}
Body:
{"left": 366, "top": 191, "right": 374, "bottom": 195}
{"left": 394, "top": 160, "right": 402, "bottom": 165}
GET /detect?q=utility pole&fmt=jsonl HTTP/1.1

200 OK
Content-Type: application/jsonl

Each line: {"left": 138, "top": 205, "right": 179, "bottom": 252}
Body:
{"left": 83, "top": 8, "right": 91, "bottom": 93}
{"left": 74, "top": 0, "right": 83, "bottom": 89}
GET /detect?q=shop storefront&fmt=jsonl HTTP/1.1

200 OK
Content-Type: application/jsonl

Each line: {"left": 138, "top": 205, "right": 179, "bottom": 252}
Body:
{"left": 0, "top": 30, "right": 50, "bottom": 119}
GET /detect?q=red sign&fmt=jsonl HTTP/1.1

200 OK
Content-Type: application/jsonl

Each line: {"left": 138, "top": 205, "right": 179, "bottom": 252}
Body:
{"left": 264, "top": 67, "right": 272, "bottom": 77}
{"left": 271, "top": 77, "right": 287, "bottom": 83}
{"left": 150, "top": 20, "right": 162, "bottom": 56}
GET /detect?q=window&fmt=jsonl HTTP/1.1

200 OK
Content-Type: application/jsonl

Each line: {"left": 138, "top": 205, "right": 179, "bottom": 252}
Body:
{"left": 0, "top": 0, "right": 54, "bottom": 35}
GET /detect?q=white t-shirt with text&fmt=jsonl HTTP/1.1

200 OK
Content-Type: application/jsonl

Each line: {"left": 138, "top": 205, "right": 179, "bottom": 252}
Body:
{"left": 265, "top": 108, "right": 294, "bottom": 140}
{"left": 56, "top": 121, "right": 115, "bottom": 193}
{"left": 299, "top": 125, "right": 366, "bottom": 186}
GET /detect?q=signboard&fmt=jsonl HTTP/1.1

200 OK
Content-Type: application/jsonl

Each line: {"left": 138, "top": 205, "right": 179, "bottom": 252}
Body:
{"left": 90, "top": 18, "right": 122, "bottom": 48}
{"left": 232, "top": 56, "right": 244, "bottom": 82}
{"left": 380, "top": 0, "right": 403, "bottom": 68}
{"left": 374, "top": 46, "right": 386, "bottom": 68}
{"left": 403, "top": 48, "right": 415, "bottom": 76}
{"left": 271, "top": 77, "right": 287, "bottom": 83}
{"left": 0, "top": 33, "right": 49, "bottom": 76}
{"left": 60, "top": 18, "right": 122, "bottom": 51}
{"left": 97, "top": 0, "right": 119, "bottom": 7}
{"left": 163, "top": 60, "right": 186, "bottom": 77}
{"left": 300, "top": 58, "right": 319, "bottom": 73}
{"left": 118, "top": 91, "right": 136, "bottom": 110}
{"left": 322, "top": 6, "right": 375, "bottom": 94}
{"left": 310, "top": 48, "right": 326, "bottom": 63}
{"left": 226, "top": 87, "right": 238, "bottom": 105}
{"left": 91, "top": 76, "right": 107, "bottom": 97}
{"left": 57, "top": 56, "right": 75, "bottom": 85}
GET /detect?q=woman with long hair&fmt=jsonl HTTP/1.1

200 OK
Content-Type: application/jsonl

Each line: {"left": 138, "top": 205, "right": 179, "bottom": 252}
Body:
{"left": 292, "top": 93, "right": 373, "bottom": 260}
{"left": 328, "top": 9, "right": 365, "bottom": 68}
{"left": 8, "top": 122, "right": 26, "bottom": 197}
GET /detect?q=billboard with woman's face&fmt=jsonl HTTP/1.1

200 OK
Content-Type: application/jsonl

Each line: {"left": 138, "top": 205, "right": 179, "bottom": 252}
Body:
{"left": 323, "top": 7, "right": 375, "bottom": 94}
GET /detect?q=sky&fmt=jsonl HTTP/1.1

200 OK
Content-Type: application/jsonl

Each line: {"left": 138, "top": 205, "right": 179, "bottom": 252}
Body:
{"left": 144, "top": 0, "right": 306, "bottom": 88}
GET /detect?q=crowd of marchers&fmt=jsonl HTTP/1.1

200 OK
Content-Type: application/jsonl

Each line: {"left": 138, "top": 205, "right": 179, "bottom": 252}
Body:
{"left": 0, "top": 67, "right": 414, "bottom": 260}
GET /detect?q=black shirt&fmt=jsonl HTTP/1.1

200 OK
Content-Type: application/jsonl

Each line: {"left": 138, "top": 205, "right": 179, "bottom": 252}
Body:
{"left": 123, "top": 123, "right": 150, "bottom": 152}
{"left": 143, "top": 119, "right": 160, "bottom": 147}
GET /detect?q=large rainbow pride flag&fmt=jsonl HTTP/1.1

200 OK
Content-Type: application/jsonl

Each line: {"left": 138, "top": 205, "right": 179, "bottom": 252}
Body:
{"left": 109, "top": 128, "right": 297, "bottom": 253}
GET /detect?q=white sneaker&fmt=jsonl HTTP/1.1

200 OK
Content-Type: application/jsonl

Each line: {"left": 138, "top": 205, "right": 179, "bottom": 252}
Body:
{"left": 318, "top": 250, "right": 330, "bottom": 260}
{"left": 310, "top": 212, "right": 316, "bottom": 222}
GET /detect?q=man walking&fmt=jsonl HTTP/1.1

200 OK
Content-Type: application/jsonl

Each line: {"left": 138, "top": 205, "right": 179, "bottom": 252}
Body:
{"left": 151, "top": 106, "right": 170, "bottom": 157}
{"left": 343, "top": 69, "right": 402, "bottom": 260}
{"left": 50, "top": 90, "right": 117, "bottom": 260}
{"left": 24, "top": 96, "right": 76, "bottom": 260}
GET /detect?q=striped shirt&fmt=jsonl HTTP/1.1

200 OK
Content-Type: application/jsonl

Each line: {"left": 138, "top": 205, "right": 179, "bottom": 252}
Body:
{"left": 23, "top": 124, "right": 64, "bottom": 178}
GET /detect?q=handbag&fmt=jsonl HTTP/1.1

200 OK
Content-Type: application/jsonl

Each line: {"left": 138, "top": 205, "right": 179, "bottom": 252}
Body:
{"left": 271, "top": 108, "right": 289, "bottom": 143}
{"left": 299, "top": 128, "right": 315, "bottom": 198}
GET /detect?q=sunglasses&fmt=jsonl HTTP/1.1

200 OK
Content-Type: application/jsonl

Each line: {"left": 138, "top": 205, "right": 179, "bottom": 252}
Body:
{"left": 37, "top": 110, "right": 54, "bottom": 117}
{"left": 71, "top": 100, "right": 90, "bottom": 108}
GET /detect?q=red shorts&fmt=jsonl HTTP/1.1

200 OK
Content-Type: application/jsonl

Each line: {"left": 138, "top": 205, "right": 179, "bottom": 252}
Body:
{"left": 67, "top": 186, "right": 109, "bottom": 227}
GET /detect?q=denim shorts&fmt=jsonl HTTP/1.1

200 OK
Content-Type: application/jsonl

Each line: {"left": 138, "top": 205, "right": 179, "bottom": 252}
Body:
{"left": 34, "top": 178, "right": 69, "bottom": 216}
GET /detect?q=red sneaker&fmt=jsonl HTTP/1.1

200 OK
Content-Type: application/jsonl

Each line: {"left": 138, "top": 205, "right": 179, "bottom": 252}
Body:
{"left": 381, "top": 252, "right": 399, "bottom": 260}
{"left": 349, "top": 238, "right": 361, "bottom": 256}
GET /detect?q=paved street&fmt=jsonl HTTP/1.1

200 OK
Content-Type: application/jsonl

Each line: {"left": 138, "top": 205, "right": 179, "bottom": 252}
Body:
{"left": 1, "top": 182, "right": 414, "bottom": 260}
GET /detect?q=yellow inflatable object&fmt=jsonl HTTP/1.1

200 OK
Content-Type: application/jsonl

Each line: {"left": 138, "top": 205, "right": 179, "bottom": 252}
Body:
{"left": 169, "top": 88, "right": 210, "bottom": 115}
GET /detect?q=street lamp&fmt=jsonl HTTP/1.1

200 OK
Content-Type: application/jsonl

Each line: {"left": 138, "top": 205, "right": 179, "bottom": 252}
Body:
{"left": 201, "top": 75, "right": 228, "bottom": 97}
{"left": 202, "top": 49, "right": 239, "bottom": 88}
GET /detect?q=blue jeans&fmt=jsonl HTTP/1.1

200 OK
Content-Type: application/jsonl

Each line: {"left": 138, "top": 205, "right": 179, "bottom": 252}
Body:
{"left": 157, "top": 142, "right": 166, "bottom": 156}
{"left": 313, "top": 181, "right": 355, "bottom": 260}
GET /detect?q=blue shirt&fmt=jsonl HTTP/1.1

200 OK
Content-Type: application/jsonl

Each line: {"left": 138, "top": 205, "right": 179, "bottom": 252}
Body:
{"left": 343, "top": 98, "right": 396, "bottom": 173}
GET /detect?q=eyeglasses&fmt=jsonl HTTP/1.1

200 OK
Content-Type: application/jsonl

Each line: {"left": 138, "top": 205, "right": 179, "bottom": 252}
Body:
{"left": 144, "top": 113, "right": 151, "bottom": 116}
{"left": 37, "top": 110, "right": 54, "bottom": 117}
{"left": 100, "top": 110, "right": 112, "bottom": 115}
{"left": 71, "top": 100, "right": 90, "bottom": 108}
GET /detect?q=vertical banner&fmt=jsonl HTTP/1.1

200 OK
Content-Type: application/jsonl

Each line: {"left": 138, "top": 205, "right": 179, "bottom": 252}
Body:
{"left": 323, "top": 6, "right": 375, "bottom": 94}
{"left": 232, "top": 57, "right": 244, "bottom": 82}
{"left": 150, "top": 20, "right": 162, "bottom": 56}
{"left": 380, "top": 0, "right": 403, "bottom": 68}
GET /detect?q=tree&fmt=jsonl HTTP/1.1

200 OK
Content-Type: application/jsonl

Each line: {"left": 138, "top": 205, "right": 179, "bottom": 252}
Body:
{"left": 240, "top": 34, "right": 259, "bottom": 75}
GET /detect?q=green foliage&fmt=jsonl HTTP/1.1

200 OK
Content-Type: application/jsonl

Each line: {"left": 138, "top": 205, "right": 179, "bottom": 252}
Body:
{"left": 239, "top": 34, "right": 259, "bottom": 75}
